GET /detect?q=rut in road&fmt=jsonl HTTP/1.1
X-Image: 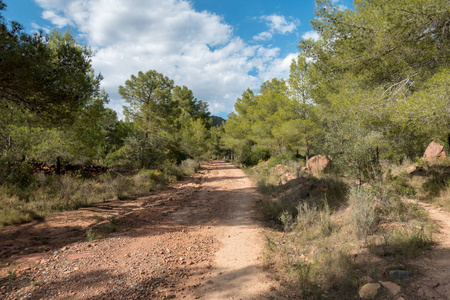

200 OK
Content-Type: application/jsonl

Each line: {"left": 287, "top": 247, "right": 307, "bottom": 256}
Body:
{"left": 173, "top": 160, "right": 278, "bottom": 299}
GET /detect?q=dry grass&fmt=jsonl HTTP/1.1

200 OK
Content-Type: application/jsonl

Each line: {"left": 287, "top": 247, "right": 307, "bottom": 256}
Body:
{"left": 0, "top": 159, "right": 199, "bottom": 226}
{"left": 252, "top": 160, "right": 437, "bottom": 298}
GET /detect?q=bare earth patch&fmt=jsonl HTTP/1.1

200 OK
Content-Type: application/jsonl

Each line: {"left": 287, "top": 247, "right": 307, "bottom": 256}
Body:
{"left": 406, "top": 201, "right": 450, "bottom": 299}
{"left": 0, "top": 161, "right": 279, "bottom": 299}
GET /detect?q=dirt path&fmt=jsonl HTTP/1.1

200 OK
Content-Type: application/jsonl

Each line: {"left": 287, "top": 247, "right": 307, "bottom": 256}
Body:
{"left": 173, "top": 161, "right": 277, "bottom": 299}
{"left": 1, "top": 161, "right": 279, "bottom": 299}
{"left": 407, "top": 201, "right": 450, "bottom": 299}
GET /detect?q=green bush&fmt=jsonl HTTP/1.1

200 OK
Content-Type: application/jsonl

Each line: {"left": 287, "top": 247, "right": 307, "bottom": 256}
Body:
{"left": 349, "top": 187, "right": 376, "bottom": 238}
{"left": 240, "top": 146, "right": 270, "bottom": 166}
{"left": 389, "top": 173, "right": 416, "bottom": 197}
{"left": 179, "top": 159, "right": 200, "bottom": 175}
{"left": 422, "top": 169, "right": 449, "bottom": 197}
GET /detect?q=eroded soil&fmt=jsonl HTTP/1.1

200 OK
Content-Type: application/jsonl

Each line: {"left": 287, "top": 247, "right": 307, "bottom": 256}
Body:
{"left": 0, "top": 161, "right": 279, "bottom": 299}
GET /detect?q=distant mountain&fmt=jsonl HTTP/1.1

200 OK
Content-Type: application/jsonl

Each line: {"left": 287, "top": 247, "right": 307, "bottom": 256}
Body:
{"left": 211, "top": 115, "right": 226, "bottom": 127}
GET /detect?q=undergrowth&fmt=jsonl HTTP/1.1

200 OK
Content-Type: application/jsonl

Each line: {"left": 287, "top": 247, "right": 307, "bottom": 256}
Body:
{"left": 0, "top": 159, "right": 199, "bottom": 226}
{"left": 252, "top": 159, "right": 436, "bottom": 299}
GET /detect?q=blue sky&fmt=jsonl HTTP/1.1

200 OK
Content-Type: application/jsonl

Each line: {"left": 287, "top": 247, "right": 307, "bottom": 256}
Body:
{"left": 2, "top": 0, "right": 348, "bottom": 119}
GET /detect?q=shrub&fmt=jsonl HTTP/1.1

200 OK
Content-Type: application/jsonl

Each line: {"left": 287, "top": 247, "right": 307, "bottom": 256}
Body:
{"left": 349, "top": 187, "right": 376, "bottom": 238}
{"left": 240, "top": 146, "right": 270, "bottom": 166}
{"left": 105, "top": 175, "right": 134, "bottom": 200}
{"left": 422, "top": 169, "right": 449, "bottom": 197}
{"left": 179, "top": 159, "right": 200, "bottom": 175}
{"left": 389, "top": 173, "right": 416, "bottom": 197}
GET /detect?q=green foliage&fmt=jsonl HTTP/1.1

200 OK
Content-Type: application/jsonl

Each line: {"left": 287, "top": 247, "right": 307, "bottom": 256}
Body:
{"left": 297, "top": 0, "right": 450, "bottom": 161}
{"left": 323, "top": 120, "right": 381, "bottom": 183}
{"left": 179, "top": 159, "right": 200, "bottom": 175}
{"left": 120, "top": 70, "right": 176, "bottom": 135}
{"left": 388, "top": 173, "right": 416, "bottom": 198}
{"left": 0, "top": 15, "right": 101, "bottom": 124}
{"left": 240, "top": 146, "right": 270, "bottom": 167}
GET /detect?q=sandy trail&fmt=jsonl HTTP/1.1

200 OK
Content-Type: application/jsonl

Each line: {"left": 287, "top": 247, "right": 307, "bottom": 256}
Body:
{"left": 180, "top": 161, "right": 276, "bottom": 299}
{"left": 409, "top": 201, "right": 450, "bottom": 299}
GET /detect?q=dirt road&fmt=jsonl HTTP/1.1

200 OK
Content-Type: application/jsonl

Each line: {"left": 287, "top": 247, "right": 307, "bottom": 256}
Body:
{"left": 1, "top": 161, "right": 278, "bottom": 299}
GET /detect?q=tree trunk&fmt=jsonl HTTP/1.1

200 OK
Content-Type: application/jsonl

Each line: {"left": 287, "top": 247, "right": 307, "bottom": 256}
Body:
{"left": 376, "top": 146, "right": 379, "bottom": 163}
{"left": 448, "top": 132, "right": 450, "bottom": 150}
{"left": 56, "top": 156, "right": 61, "bottom": 175}
{"left": 305, "top": 141, "right": 310, "bottom": 162}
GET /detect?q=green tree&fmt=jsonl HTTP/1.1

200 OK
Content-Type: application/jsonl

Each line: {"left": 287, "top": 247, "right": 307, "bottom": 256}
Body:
{"left": 173, "top": 85, "right": 210, "bottom": 124}
{"left": 298, "top": 0, "right": 450, "bottom": 160}
{"left": 0, "top": 5, "right": 101, "bottom": 124}
{"left": 119, "top": 70, "right": 176, "bottom": 137}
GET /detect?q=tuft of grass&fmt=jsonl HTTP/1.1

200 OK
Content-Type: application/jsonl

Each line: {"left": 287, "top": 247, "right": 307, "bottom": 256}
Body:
{"left": 368, "top": 226, "right": 434, "bottom": 258}
{"left": 8, "top": 269, "right": 17, "bottom": 283}
{"left": 179, "top": 159, "right": 200, "bottom": 175}
{"left": 349, "top": 187, "right": 376, "bottom": 238}
{"left": 103, "top": 222, "right": 118, "bottom": 233}
{"left": 85, "top": 228, "right": 104, "bottom": 242}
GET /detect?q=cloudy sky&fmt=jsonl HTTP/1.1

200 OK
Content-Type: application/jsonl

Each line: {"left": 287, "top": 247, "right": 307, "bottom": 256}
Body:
{"left": 2, "top": 0, "right": 349, "bottom": 118}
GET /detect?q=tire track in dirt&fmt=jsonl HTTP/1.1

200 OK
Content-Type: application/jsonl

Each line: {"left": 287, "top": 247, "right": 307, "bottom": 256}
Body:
{"left": 172, "top": 161, "right": 279, "bottom": 299}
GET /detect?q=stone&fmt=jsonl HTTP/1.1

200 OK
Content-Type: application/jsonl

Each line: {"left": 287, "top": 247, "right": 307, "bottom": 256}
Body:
{"left": 358, "top": 283, "right": 380, "bottom": 299}
{"left": 423, "top": 141, "right": 447, "bottom": 161}
{"left": 417, "top": 288, "right": 425, "bottom": 297}
{"left": 388, "top": 270, "right": 411, "bottom": 280}
{"left": 422, "top": 279, "right": 439, "bottom": 288}
{"left": 405, "top": 165, "right": 426, "bottom": 175}
{"left": 360, "top": 276, "right": 374, "bottom": 284}
{"left": 380, "top": 281, "right": 401, "bottom": 295}
{"left": 306, "top": 155, "right": 331, "bottom": 174}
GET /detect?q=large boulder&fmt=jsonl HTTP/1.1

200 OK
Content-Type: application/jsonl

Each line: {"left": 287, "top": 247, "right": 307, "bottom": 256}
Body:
{"left": 306, "top": 155, "right": 330, "bottom": 174}
{"left": 423, "top": 141, "right": 447, "bottom": 161}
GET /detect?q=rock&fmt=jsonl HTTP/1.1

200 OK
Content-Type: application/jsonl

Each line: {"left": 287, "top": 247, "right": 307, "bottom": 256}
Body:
{"left": 422, "top": 279, "right": 439, "bottom": 288}
{"left": 417, "top": 288, "right": 425, "bottom": 297}
{"left": 405, "top": 165, "right": 426, "bottom": 175}
{"left": 299, "top": 167, "right": 308, "bottom": 173}
{"left": 380, "top": 281, "right": 401, "bottom": 295}
{"left": 423, "top": 141, "right": 447, "bottom": 161}
{"left": 358, "top": 283, "right": 380, "bottom": 299}
{"left": 388, "top": 270, "right": 411, "bottom": 281}
{"left": 306, "top": 155, "right": 330, "bottom": 174}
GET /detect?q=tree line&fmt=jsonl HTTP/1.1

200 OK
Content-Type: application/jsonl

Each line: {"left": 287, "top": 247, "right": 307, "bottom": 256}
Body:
{"left": 222, "top": 0, "right": 449, "bottom": 182}
{"left": 0, "top": 0, "right": 225, "bottom": 182}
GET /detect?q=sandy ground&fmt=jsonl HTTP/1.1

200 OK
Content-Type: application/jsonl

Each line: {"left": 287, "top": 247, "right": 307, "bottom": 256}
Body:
{"left": 0, "top": 161, "right": 280, "bottom": 299}
{"left": 407, "top": 201, "right": 450, "bottom": 299}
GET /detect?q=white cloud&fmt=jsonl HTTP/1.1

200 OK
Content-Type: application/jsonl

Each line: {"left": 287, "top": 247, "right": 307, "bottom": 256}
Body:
{"left": 253, "top": 14, "right": 299, "bottom": 42}
{"left": 41, "top": 10, "right": 72, "bottom": 27}
{"left": 34, "top": 0, "right": 296, "bottom": 117}
{"left": 301, "top": 30, "right": 320, "bottom": 41}
{"left": 262, "top": 14, "right": 298, "bottom": 35}
{"left": 31, "top": 22, "right": 51, "bottom": 34}
{"left": 253, "top": 31, "right": 272, "bottom": 41}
